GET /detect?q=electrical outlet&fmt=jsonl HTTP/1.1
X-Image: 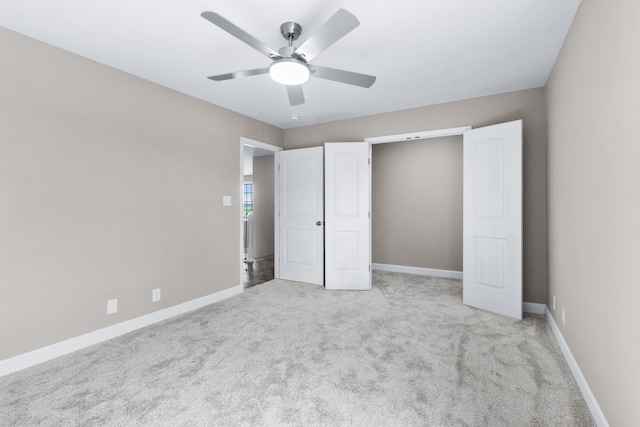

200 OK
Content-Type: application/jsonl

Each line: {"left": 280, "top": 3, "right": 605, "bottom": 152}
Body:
{"left": 561, "top": 307, "right": 565, "bottom": 326}
{"left": 552, "top": 295, "right": 556, "bottom": 311}
{"left": 107, "top": 298, "right": 118, "bottom": 315}
{"left": 152, "top": 288, "right": 161, "bottom": 302}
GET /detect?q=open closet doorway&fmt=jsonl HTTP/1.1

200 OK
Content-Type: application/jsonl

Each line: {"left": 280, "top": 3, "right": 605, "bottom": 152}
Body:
{"left": 240, "top": 137, "right": 282, "bottom": 289}
{"left": 370, "top": 134, "right": 465, "bottom": 280}
{"left": 366, "top": 122, "right": 523, "bottom": 319}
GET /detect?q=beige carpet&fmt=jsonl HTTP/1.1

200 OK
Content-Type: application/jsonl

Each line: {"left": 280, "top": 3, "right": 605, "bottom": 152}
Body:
{"left": 0, "top": 271, "right": 594, "bottom": 426}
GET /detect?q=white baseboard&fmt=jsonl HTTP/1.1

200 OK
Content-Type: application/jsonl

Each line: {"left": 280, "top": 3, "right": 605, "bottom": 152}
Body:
{"left": 372, "top": 263, "right": 463, "bottom": 280}
{"left": 0, "top": 285, "right": 244, "bottom": 377}
{"left": 545, "top": 310, "right": 609, "bottom": 427}
{"left": 523, "top": 302, "right": 546, "bottom": 315}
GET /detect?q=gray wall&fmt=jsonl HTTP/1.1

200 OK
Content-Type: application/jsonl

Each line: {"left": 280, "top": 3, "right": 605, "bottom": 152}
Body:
{"left": 252, "top": 156, "right": 275, "bottom": 258}
{"left": 372, "top": 136, "right": 462, "bottom": 271}
{"left": 546, "top": 0, "right": 640, "bottom": 424}
{"left": 0, "top": 28, "right": 283, "bottom": 360}
{"left": 284, "top": 88, "right": 548, "bottom": 303}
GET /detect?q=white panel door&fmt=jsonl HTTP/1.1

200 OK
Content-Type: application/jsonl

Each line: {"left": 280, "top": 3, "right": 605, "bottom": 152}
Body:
{"left": 463, "top": 120, "right": 522, "bottom": 319}
{"left": 325, "top": 142, "right": 371, "bottom": 290}
{"left": 276, "top": 147, "right": 324, "bottom": 285}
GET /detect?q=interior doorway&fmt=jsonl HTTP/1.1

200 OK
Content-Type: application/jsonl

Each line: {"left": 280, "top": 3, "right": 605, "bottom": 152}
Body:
{"left": 365, "top": 123, "right": 523, "bottom": 319}
{"left": 240, "top": 137, "right": 282, "bottom": 288}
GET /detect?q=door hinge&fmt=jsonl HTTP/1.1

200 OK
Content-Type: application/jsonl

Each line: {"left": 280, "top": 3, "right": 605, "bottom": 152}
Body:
{"left": 368, "top": 158, "right": 371, "bottom": 165}
{"left": 368, "top": 211, "right": 371, "bottom": 219}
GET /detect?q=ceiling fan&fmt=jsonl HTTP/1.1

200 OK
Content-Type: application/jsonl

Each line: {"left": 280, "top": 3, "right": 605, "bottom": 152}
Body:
{"left": 201, "top": 9, "right": 376, "bottom": 106}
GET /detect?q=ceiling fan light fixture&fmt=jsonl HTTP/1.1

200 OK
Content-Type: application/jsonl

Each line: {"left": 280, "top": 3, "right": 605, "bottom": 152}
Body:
{"left": 269, "top": 59, "right": 310, "bottom": 85}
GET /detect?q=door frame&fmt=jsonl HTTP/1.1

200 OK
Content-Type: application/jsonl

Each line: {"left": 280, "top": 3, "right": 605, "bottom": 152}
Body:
{"left": 365, "top": 126, "right": 472, "bottom": 280}
{"left": 364, "top": 126, "right": 472, "bottom": 145}
{"left": 239, "top": 137, "right": 282, "bottom": 288}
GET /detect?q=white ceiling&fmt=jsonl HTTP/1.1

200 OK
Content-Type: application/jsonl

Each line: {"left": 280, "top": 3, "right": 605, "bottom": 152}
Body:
{"left": 0, "top": 0, "right": 580, "bottom": 129}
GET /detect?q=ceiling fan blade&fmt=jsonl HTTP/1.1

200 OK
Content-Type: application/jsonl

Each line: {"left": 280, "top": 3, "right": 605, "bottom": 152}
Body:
{"left": 293, "top": 9, "right": 359, "bottom": 62}
{"left": 207, "top": 67, "right": 270, "bottom": 81}
{"left": 312, "top": 65, "right": 376, "bottom": 88}
{"left": 287, "top": 85, "right": 305, "bottom": 106}
{"left": 201, "top": 12, "right": 282, "bottom": 60}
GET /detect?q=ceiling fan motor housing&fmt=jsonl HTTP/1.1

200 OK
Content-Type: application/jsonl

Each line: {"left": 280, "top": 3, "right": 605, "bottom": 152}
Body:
{"left": 280, "top": 22, "right": 302, "bottom": 42}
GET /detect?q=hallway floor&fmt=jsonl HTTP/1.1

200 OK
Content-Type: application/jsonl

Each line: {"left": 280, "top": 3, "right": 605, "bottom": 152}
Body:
{"left": 243, "top": 255, "right": 274, "bottom": 289}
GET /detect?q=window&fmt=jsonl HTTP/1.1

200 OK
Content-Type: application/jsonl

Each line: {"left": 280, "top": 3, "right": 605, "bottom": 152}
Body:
{"left": 243, "top": 183, "right": 253, "bottom": 216}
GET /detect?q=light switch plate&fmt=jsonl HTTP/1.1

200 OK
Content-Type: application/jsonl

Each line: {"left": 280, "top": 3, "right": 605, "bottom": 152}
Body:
{"left": 223, "top": 196, "right": 232, "bottom": 206}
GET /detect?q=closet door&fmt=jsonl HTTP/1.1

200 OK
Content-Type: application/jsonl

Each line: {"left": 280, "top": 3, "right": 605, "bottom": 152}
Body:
{"left": 463, "top": 120, "right": 522, "bottom": 319}
{"left": 325, "top": 142, "right": 371, "bottom": 290}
